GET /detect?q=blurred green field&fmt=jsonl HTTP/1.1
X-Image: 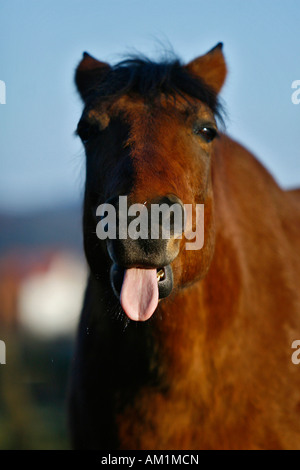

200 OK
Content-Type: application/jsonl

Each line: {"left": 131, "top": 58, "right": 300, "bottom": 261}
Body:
{"left": 0, "top": 331, "right": 74, "bottom": 449}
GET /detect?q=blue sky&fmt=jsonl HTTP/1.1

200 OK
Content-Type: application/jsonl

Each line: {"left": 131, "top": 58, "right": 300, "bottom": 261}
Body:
{"left": 0, "top": 0, "right": 299, "bottom": 212}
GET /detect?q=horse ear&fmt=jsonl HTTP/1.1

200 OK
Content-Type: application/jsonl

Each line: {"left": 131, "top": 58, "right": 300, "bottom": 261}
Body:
{"left": 75, "top": 52, "right": 111, "bottom": 100}
{"left": 185, "top": 43, "right": 227, "bottom": 94}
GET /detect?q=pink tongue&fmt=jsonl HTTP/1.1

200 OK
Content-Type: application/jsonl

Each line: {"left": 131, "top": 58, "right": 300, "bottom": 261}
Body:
{"left": 120, "top": 268, "right": 159, "bottom": 321}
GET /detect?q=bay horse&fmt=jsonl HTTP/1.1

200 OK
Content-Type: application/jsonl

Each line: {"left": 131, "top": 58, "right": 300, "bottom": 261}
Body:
{"left": 69, "top": 43, "right": 300, "bottom": 450}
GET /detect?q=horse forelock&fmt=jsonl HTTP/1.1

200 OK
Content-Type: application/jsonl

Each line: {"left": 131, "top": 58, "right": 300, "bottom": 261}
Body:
{"left": 83, "top": 55, "right": 225, "bottom": 124}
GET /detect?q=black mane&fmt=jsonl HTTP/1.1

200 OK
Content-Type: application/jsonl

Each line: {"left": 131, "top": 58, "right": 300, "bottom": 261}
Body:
{"left": 90, "top": 55, "right": 224, "bottom": 121}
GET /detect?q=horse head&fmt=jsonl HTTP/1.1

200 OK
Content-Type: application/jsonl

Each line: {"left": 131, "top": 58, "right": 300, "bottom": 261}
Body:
{"left": 75, "top": 44, "right": 226, "bottom": 321}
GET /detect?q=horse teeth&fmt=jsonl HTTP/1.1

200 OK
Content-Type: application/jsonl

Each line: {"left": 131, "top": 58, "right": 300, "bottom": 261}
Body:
{"left": 157, "top": 269, "right": 165, "bottom": 282}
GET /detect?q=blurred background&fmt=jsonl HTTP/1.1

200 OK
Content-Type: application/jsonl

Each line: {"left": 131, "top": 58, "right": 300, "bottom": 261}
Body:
{"left": 0, "top": 0, "right": 299, "bottom": 449}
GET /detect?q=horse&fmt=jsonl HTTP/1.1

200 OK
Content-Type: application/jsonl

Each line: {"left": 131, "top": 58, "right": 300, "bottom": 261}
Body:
{"left": 68, "top": 43, "right": 300, "bottom": 450}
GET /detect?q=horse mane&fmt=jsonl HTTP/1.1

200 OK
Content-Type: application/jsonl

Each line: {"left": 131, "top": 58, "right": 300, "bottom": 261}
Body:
{"left": 86, "top": 54, "right": 225, "bottom": 122}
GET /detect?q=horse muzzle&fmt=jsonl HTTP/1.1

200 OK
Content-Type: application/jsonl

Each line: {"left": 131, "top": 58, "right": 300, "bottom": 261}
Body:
{"left": 105, "top": 194, "right": 184, "bottom": 321}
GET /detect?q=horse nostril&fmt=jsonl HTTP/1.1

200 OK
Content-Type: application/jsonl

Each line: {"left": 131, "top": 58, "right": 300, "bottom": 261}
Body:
{"left": 151, "top": 194, "right": 185, "bottom": 237}
{"left": 154, "top": 194, "right": 184, "bottom": 208}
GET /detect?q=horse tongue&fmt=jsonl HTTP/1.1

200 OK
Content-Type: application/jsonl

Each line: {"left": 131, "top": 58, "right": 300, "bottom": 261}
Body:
{"left": 120, "top": 268, "right": 159, "bottom": 321}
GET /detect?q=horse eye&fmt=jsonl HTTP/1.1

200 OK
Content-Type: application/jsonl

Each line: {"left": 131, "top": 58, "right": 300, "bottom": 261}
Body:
{"left": 193, "top": 126, "right": 218, "bottom": 143}
{"left": 76, "top": 121, "right": 99, "bottom": 144}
